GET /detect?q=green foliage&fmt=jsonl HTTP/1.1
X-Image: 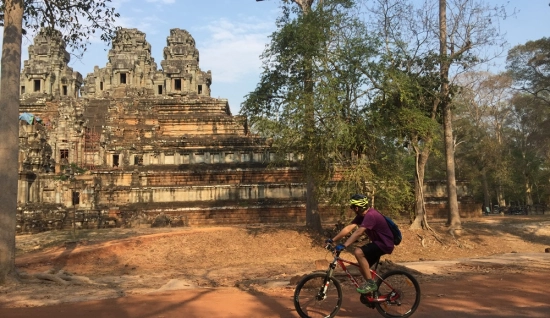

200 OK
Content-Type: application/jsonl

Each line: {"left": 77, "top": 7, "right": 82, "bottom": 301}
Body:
{"left": 369, "top": 49, "right": 444, "bottom": 159}
{"left": 506, "top": 37, "right": 550, "bottom": 105}
{"left": 243, "top": 0, "right": 443, "bottom": 219}
{"left": 54, "top": 163, "right": 87, "bottom": 181}
{"left": 505, "top": 93, "right": 550, "bottom": 204}
{"left": 451, "top": 67, "right": 550, "bottom": 207}
{"left": 242, "top": 0, "right": 380, "bottom": 189}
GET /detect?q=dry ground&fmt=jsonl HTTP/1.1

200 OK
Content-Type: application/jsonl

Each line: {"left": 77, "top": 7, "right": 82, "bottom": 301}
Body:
{"left": 1, "top": 215, "right": 549, "bottom": 309}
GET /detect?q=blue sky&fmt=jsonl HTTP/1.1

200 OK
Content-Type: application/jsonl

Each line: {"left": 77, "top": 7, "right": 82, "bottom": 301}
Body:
{"left": 74, "top": 0, "right": 284, "bottom": 115}
{"left": 4, "top": 0, "right": 550, "bottom": 114}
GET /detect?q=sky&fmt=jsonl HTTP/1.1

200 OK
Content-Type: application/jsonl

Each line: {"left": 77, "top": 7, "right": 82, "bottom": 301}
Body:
{"left": 3, "top": 0, "right": 550, "bottom": 115}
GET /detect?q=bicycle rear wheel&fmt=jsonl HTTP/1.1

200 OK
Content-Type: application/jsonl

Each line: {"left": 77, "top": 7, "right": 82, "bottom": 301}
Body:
{"left": 375, "top": 270, "right": 421, "bottom": 318}
{"left": 294, "top": 272, "right": 343, "bottom": 318}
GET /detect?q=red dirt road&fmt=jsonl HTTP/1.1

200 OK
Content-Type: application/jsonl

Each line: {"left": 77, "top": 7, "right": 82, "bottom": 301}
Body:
{"left": 1, "top": 270, "right": 549, "bottom": 318}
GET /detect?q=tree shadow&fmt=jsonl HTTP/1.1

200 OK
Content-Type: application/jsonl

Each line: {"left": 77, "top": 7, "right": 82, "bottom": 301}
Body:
{"left": 460, "top": 215, "right": 550, "bottom": 247}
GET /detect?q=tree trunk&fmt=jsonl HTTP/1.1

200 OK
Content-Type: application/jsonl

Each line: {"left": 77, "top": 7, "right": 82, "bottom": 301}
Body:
{"left": 303, "top": 63, "right": 322, "bottom": 232}
{"left": 292, "top": 0, "right": 314, "bottom": 13}
{"left": 439, "top": 0, "right": 461, "bottom": 232}
{"left": 443, "top": 103, "right": 461, "bottom": 229}
{"left": 306, "top": 174, "right": 322, "bottom": 230}
{"left": 481, "top": 169, "right": 491, "bottom": 212}
{"left": 0, "top": 0, "right": 24, "bottom": 285}
{"left": 410, "top": 141, "right": 431, "bottom": 230}
{"left": 525, "top": 180, "right": 533, "bottom": 206}
{"left": 522, "top": 149, "right": 533, "bottom": 207}
{"left": 496, "top": 185, "right": 506, "bottom": 207}
{"left": 298, "top": 0, "right": 322, "bottom": 232}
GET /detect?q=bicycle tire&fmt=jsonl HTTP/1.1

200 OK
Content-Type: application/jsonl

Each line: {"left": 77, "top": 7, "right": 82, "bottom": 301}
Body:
{"left": 294, "top": 272, "right": 343, "bottom": 318}
{"left": 375, "top": 270, "right": 421, "bottom": 318}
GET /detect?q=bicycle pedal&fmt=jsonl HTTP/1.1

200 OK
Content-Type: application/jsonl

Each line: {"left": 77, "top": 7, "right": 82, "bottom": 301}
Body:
{"left": 359, "top": 295, "right": 375, "bottom": 309}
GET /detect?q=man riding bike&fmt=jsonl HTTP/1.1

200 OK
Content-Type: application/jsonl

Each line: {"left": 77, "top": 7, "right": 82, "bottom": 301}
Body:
{"left": 325, "top": 194, "right": 395, "bottom": 294}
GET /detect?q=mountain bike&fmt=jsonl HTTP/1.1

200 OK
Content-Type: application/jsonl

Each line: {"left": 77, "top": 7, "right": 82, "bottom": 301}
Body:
{"left": 293, "top": 244, "right": 421, "bottom": 318}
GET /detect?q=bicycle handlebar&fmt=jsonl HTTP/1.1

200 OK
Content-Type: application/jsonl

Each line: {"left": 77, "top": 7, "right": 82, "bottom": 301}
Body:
{"left": 324, "top": 243, "right": 342, "bottom": 256}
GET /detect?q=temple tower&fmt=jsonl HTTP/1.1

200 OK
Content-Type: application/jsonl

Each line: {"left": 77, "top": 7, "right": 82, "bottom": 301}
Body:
{"left": 81, "top": 28, "right": 213, "bottom": 98}
{"left": 81, "top": 28, "right": 161, "bottom": 97}
{"left": 20, "top": 28, "right": 83, "bottom": 98}
{"left": 161, "top": 28, "right": 212, "bottom": 97}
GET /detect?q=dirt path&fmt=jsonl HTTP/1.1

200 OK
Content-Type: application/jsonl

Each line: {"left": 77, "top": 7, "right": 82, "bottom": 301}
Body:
{"left": 1, "top": 269, "right": 549, "bottom": 318}
{"left": 1, "top": 216, "right": 549, "bottom": 317}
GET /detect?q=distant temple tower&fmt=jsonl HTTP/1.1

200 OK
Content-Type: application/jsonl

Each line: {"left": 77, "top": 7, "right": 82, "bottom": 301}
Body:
{"left": 81, "top": 28, "right": 160, "bottom": 97}
{"left": 20, "top": 28, "right": 83, "bottom": 98}
{"left": 81, "top": 28, "right": 212, "bottom": 98}
{"left": 161, "top": 28, "right": 212, "bottom": 97}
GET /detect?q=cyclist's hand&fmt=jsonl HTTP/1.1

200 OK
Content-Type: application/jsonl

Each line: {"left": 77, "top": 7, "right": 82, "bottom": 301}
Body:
{"left": 335, "top": 244, "right": 346, "bottom": 252}
{"left": 325, "top": 238, "right": 333, "bottom": 244}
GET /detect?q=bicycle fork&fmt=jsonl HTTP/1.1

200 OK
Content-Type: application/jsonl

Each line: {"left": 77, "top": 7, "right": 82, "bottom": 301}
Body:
{"left": 317, "top": 262, "right": 337, "bottom": 301}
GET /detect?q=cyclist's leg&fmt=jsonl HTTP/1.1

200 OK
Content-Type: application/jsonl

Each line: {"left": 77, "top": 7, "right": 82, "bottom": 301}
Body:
{"left": 353, "top": 247, "right": 371, "bottom": 280}
{"left": 355, "top": 243, "right": 384, "bottom": 279}
{"left": 355, "top": 243, "right": 385, "bottom": 293}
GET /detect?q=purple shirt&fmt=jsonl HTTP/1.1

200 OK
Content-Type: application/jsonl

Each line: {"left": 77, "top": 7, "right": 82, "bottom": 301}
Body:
{"left": 351, "top": 208, "right": 394, "bottom": 254}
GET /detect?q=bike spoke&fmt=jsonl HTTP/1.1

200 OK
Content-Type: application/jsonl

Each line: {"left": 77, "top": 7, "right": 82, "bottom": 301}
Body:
{"left": 294, "top": 273, "right": 342, "bottom": 318}
{"left": 375, "top": 271, "right": 421, "bottom": 318}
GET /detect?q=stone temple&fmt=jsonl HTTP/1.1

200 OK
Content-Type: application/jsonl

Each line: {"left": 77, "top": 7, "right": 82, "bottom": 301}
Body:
{"left": 17, "top": 28, "right": 315, "bottom": 232}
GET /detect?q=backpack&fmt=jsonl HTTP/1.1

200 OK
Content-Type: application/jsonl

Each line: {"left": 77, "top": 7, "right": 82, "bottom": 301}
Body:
{"left": 381, "top": 214, "right": 402, "bottom": 246}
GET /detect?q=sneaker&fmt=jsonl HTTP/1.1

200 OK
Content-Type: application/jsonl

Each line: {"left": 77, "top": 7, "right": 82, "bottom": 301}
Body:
{"left": 357, "top": 280, "right": 378, "bottom": 294}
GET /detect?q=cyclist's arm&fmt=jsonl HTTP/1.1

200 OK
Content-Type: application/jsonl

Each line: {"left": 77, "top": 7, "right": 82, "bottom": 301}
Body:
{"left": 341, "top": 226, "right": 366, "bottom": 248}
{"left": 331, "top": 224, "right": 358, "bottom": 242}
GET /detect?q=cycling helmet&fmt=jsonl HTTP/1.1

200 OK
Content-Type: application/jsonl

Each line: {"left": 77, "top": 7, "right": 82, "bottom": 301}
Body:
{"left": 349, "top": 194, "right": 369, "bottom": 208}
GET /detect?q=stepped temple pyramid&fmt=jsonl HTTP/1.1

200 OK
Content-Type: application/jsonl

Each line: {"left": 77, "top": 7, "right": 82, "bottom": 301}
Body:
{"left": 17, "top": 28, "right": 480, "bottom": 232}
{"left": 17, "top": 28, "right": 317, "bottom": 232}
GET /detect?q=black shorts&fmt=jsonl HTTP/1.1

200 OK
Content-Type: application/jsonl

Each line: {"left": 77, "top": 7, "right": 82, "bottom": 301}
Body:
{"left": 360, "top": 242, "right": 385, "bottom": 267}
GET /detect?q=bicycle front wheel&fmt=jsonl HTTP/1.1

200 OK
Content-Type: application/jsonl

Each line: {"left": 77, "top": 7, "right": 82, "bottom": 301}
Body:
{"left": 375, "top": 270, "right": 421, "bottom": 318}
{"left": 293, "top": 272, "right": 343, "bottom": 318}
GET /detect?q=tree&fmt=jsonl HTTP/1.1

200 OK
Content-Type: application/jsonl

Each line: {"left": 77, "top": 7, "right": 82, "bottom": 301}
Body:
{"left": 506, "top": 38, "right": 550, "bottom": 106}
{"left": 0, "top": 0, "right": 24, "bottom": 286}
{"left": 244, "top": 0, "right": 378, "bottom": 231}
{"left": 452, "top": 69, "right": 550, "bottom": 213}
{"left": 299, "top": 0, "right": 322, "bottom": 231}
{"left": 453, "top": 72, "right": 515, "bottom": 210}
{"left": 361, "top": 0, "right": 509, "bottom": 231}
{"left": 0, "top": 0, "right": 120, "bottom": 285}
{"left": 435, "top": 0, "right": 509, "bottom": 233}
{"left": 368, "top": 43, "right": 443, "bottom": 230}
{"left": 438, "top": 0, "right": 461, "bottom": 231}
{"left": 506, "top": 38, "right": 550, "bottom": 205}
{"left": 363, "top": 0, "right": 443, "bottom": 230}
{"left": 508, "top": 93, "right": 549, "bottom": 206}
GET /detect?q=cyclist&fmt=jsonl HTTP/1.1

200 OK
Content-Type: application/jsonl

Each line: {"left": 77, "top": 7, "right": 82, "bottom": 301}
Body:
{"left": 325, "top": 194, "right": 395, "bottom": 294}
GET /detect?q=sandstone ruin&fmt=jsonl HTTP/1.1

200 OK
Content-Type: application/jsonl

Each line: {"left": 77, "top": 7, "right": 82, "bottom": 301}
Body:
{"left": 17, "top": 28, "right": 314, "bottom": 233}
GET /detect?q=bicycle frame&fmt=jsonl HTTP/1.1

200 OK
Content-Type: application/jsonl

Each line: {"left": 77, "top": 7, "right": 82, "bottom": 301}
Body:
{"left": 326, "top": 248, "right": 400, "bottom": 304}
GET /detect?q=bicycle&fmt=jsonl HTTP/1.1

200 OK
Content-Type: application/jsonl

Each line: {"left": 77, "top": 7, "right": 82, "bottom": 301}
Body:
{"left": 293, "top": 244, "right": 421, "bottom": 318}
